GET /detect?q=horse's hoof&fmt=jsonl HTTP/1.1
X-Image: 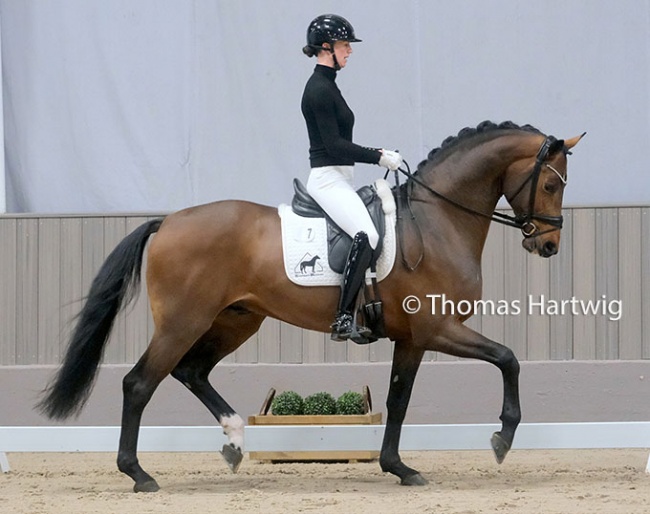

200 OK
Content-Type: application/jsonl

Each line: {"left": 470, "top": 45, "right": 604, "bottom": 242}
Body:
{"left": 491, "top": 432, "right": 511, "bottom": 464}
{"left": 221, "top": 444, "right": 244, "bottom": 473}
{"left": 133, "top": 479, "right": 160, "bottom": 493}
{"left": 400, "top": 473, "right": 429, "bottom": 486}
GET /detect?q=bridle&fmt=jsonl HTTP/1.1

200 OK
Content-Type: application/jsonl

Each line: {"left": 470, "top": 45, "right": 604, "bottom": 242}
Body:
{"left": 502, "top": 136, "right": 566, "bottom": 237}
{"left": 396, "top": 136, "right": 567, "bottom": 239}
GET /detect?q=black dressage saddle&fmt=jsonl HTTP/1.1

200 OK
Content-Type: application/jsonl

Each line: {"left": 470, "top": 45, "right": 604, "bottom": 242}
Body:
{"left": 291, "top": 178, "right": 386, "bottom": 273}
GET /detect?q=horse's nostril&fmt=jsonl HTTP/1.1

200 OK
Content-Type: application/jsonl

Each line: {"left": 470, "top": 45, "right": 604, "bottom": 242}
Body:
{"left": 543, "top": 241, "right": 557, "bottom": 256}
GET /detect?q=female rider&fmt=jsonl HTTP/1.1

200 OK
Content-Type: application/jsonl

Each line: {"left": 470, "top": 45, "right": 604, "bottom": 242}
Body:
{"left": 301, "top": 14, "right": 402, "bottom": 343}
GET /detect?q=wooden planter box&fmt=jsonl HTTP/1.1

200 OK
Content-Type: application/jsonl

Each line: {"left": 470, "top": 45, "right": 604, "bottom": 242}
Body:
{"left": 248, "top": 387, "right": 382, "bottom": 463}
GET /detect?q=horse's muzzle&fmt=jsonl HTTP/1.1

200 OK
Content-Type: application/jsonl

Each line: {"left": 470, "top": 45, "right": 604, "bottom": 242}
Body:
{"left": 539, "top": 240, "right": 558, "bottom": 258}
{"left": 522, "top": 237, "right": 558, "bottom": 258}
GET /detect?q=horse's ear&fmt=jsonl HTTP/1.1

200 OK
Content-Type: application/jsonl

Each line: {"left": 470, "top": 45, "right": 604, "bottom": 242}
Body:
{"left": 564, "top": 132, "right": 586, "bottom": 150}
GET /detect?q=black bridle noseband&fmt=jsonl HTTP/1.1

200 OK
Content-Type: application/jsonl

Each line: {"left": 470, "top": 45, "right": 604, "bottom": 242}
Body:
{"left": 396, "top": 136, "right": 567, "bottom": 239}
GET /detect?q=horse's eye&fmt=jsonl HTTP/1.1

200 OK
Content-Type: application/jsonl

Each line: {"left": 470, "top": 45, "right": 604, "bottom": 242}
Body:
{"left": 543, "top": 181, "right": 558, "bottom": 194}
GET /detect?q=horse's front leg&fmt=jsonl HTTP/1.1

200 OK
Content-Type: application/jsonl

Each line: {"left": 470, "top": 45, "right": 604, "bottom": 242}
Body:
{"left": 379, "top": 340, "right": 428, "bottom": 485}
{"left": 434, "top": 321, "right": 521, "bottom": 464}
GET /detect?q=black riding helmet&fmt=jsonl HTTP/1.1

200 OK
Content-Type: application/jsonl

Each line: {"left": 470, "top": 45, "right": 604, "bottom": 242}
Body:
{"left": 303, "top": 14, "right": 361, "bottom": 59}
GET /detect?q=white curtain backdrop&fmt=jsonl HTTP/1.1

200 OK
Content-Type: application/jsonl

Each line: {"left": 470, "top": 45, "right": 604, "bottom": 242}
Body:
{"left": 1, "top": 0, "right": 649, "bottom": 213}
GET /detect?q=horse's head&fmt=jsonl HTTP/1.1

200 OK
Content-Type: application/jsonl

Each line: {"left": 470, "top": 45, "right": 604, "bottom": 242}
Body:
{"left": 503, "top": 133, "right": 584, "bottom": 257}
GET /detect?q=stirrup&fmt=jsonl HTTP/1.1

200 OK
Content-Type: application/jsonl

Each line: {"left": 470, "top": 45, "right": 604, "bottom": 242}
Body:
{"left": 350, "top": 329, "right": 377, "bottom": 345}
{"left": 330, "top": 313, "right": 373, "bottom": 343}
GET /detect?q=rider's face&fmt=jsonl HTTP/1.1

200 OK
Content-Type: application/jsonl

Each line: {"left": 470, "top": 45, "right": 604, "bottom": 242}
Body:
{"left": 321, "top": 40, "right": 353, "bottom": 69}
{"left": 332, "top": 40, "right": 353, "bottom": 68}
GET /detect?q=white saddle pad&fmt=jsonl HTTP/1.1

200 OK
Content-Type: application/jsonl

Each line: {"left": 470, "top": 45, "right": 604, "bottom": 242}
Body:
{"left": 278, "top": 179, "right": 397, "bottom": 287}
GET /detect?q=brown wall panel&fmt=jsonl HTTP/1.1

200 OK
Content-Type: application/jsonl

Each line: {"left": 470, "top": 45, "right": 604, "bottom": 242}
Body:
{"left": 0, "top": 209, "right": 648, "bottom": 366}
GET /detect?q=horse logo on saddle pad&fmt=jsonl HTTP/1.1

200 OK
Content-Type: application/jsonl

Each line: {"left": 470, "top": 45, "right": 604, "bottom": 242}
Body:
{"left": 278, "top": 178, "right": 397, "bottom": 287}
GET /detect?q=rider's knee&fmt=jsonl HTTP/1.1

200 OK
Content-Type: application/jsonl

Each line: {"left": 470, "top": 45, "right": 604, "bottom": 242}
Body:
{"left": 367, "top": 229, "right": 379, "bottom": 250}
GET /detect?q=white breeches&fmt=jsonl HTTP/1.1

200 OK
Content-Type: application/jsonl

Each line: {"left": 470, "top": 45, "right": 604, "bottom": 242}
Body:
{"left": 306, "top": 165, "right": 379, "bottom": 250}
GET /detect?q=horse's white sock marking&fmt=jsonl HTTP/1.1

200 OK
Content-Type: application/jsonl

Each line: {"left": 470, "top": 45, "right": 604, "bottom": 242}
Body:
{"left": 221, "top": 414, "right": 245, "bottom": 451}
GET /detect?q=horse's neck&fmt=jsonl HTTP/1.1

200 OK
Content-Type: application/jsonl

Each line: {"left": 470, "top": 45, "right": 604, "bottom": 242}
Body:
{"left": 412, "top": 134, "right": 536, "bottom": 256}
{"left": 426, "top": 139, "right": 515, "bottom": 208}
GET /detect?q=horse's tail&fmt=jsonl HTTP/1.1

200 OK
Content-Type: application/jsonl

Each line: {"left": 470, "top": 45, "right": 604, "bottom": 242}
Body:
{"left": 37, "top": 218, "right": 164, "bottom": 420}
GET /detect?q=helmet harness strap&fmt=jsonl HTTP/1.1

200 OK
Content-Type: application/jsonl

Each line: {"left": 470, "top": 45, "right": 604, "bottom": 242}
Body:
{"left": 324, "top": 42, "right": 340, "bottom": 71}
{"left": 331, "top": 48, "right": 340, "bottom": 71}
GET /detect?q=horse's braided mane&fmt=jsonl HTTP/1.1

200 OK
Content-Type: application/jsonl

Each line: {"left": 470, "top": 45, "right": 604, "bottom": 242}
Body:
{"left": 416, "top": 120, "right": 543, "bottom": 172}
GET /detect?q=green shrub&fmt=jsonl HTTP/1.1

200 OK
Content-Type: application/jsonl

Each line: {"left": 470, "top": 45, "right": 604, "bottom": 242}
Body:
{"left": 303, "top": 392, "right": 337, "bottom": 415}
{"left": 336, "top": 391, "right": 365, "bottom": 415}
{"left": 271, "top": 391, "right": 304, "bottom": 415}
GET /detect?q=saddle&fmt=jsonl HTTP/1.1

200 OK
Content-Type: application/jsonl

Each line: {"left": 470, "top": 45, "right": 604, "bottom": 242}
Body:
{"left": 291, "top": 178, "right": 386, "bottom": 274}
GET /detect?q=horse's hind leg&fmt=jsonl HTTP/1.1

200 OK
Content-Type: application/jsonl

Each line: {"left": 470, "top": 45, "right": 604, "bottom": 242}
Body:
{"left": 170, "top": 308, "right": 266, "bottom": 473}
{"left": 117, "top": 324, "right": 209, "bottom": 493}
{"left": 117, "top": 351, "right": 169, "bottom": 492}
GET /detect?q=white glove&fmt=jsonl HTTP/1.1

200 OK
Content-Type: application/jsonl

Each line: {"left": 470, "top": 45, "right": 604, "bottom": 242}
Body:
{"left": 379, "top": 149, "right": 403, "bottom": 171}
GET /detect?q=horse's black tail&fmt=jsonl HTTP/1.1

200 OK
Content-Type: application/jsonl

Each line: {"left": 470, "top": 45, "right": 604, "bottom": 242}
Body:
{"left": 37, "top": 218, "right": 164, "bottom": 420}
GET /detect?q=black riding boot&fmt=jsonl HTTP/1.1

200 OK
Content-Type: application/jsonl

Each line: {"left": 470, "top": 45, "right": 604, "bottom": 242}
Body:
{"left": 331, "top": 231, "right": 374, "bottom": 343}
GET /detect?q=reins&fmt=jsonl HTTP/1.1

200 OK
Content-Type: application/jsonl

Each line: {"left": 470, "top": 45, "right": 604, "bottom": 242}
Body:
{"left": 389, "top": 163, "right": 424, "bottom": 270}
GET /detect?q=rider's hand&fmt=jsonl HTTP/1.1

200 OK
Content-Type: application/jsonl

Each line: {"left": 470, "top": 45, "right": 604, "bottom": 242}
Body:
{"left": 379, "top": 149, "right": 403, "bottom": 171}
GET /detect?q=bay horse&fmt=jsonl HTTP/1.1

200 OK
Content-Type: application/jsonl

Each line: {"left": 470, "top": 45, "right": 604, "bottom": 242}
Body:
{"left": 38, "top": 121, "right": 583, "bottom": 492}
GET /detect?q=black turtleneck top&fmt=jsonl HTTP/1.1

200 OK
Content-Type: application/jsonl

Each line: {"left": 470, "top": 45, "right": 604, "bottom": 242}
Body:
{"left": 301, "top": 64, "right": 381, "bottom": 168}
